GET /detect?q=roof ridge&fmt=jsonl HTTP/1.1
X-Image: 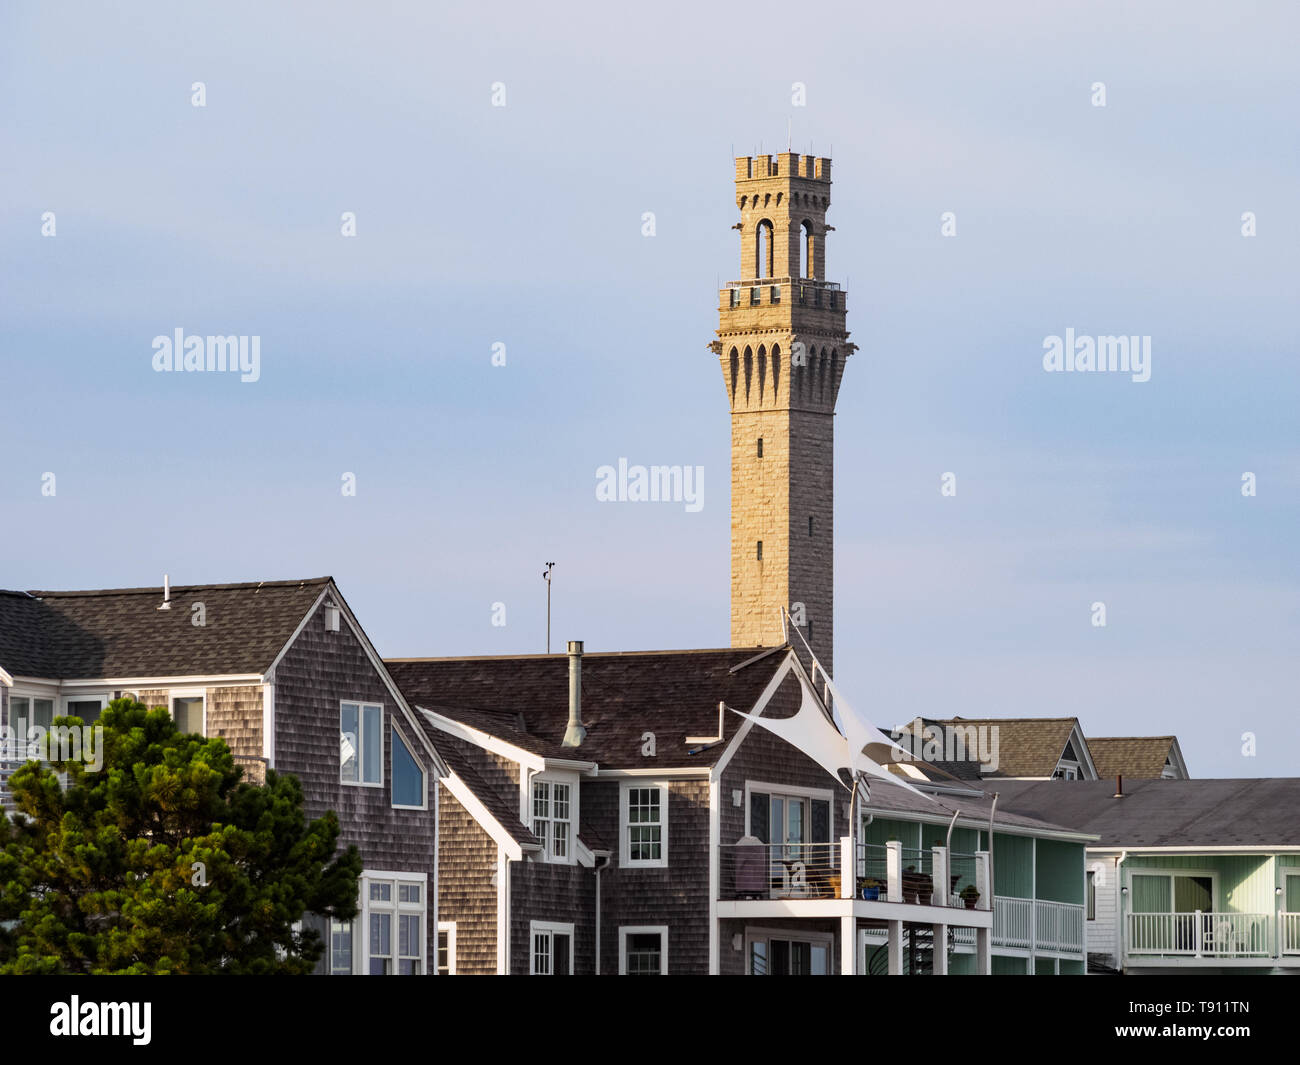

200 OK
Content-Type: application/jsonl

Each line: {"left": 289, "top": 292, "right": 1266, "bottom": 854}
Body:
{"left": 386, "top": 645, "right": 771, "bottom": 663}
{"left": 28, "top": 577, "right": 333, "bottom": 598}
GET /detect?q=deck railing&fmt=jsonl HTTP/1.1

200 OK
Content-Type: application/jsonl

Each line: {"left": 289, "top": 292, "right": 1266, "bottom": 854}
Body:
{"left": 1282, "top": 913, "right": 1300, "bottom": 955}
{"left": 719, "top": 841, "right": 842, "bottom": 901}
{"left": 992, "top": 896, "right": 1085, "bottom": 953}
{"left": 1127, "top": 912, "right": 1272, "bottom": 959}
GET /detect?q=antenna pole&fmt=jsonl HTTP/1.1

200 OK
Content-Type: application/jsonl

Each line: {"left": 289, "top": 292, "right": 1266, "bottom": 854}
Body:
{"left": 543, "top": 562, "right": 556, "bottom": 653}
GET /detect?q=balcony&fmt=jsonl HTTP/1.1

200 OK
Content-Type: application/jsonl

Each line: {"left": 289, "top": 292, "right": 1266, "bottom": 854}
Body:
{"left": 1126, "top": 911, "right": 1300, "bottom": 965}
{"left": 717, "top": 839, "right": 992, "bottom": 919}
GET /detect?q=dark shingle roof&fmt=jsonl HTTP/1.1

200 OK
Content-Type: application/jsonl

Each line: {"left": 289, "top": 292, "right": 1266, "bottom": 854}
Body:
{"left": 1087, "top": 737, "right": 1177, "bottom": 780}
{"left": 0, "top": 579, "right": 330, "bottom": 679}
{"left": 994, "top": 778, "right": 1300, "bottom": 848}
{"left": 865, "top": 777, "right": 1093, "bottom": 838}
{"left": 386, "top": 646, "right": 785, "bottom": 769}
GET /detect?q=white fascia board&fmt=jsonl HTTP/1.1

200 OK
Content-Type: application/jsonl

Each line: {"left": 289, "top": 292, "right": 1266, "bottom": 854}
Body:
{"left": 864, "top": 806, "right": 1097, "bottom": 843}
{"left": 1089, "top": 844, "right": 1300, "bottom": 855}
{"left": 442, "top": 772, "right": 526, "bottom": 861}
{"left": 0, "top": 666, "right": 12, "bottom": 687}
{"left": 1071, "top": 723, "right": 1100, "bottom": 780}
{"left": 595, "top": 767, "right": 713, "bottom": 779}
{"left": 55, "top": 675, "right": 262, "bottom": 689}
{"left": 420, "top": 707, "right": 544, "bottom": 773}
{"left": 543, "top": 756, "right": 599, "bottom": 774}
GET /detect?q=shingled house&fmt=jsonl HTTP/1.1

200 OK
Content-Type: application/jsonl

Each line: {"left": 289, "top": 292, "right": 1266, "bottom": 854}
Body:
{"left": 387, "top": 642, "right": 1094, "bottom": 975}
{"left": 0, "top": 577, "right": 447, "bottom": 975}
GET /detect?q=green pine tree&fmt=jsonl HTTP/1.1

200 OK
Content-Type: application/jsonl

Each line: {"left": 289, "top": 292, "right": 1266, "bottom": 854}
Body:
{"left": 0, "top": 697, "right": 360, "bottom": 973}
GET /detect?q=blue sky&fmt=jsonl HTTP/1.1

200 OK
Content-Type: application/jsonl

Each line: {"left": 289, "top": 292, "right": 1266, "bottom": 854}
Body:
{"left": 2, "top": 2, "right": 1296, "bottom": 776}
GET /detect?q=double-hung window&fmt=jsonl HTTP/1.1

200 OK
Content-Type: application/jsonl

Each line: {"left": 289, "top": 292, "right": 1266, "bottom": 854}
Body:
{"left": 619, "top": 926, "right": 668, "bottom": 974}
{"left": 621, "top": 783, "right": 668, "bottom": 868}
{"left": 532, "top": 778, "right": 573, "bottom": 862}
{"left": 365, "top": 875, "right": 425, "bottom": 975}
{"left": 341, "top": 702, "right": 383, "bottom": 785}
{"left": 530, "top": 921, "right": 573, "bottom": 975}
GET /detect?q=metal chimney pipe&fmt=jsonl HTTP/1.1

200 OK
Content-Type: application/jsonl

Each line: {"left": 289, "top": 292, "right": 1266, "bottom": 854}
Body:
{"left": 563, "top": 640, "right": 586, "bottom": 747}
{"left": 159, "top": 573, "right": 172, "bottom": 610}
{"left": 1114, "top": 774, "right": 1123, "bottom": 798}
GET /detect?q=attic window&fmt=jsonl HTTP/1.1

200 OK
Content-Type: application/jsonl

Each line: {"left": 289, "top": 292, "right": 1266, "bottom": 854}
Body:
{"left": 325, "top": 604, "right": 341, "bottom": 632}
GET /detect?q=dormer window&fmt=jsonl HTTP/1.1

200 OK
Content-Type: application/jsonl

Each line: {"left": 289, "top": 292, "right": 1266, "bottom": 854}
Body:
{"left": 532, "top": 778, "right": 573, "bottom": 862}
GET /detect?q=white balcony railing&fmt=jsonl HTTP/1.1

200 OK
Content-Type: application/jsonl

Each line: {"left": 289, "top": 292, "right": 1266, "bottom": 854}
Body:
{"left": 992, "top": 896, "right": 1085, "bottom": 954}
{"left": 1282, "top": 913, "right": 1300, "bottom": 956}
{"left": 1127, "top": 912, "right": 1272, "bottom": 959}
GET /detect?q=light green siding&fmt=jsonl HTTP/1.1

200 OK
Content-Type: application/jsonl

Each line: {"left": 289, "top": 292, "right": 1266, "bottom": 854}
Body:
{"left": 1036, "top": 838, "right": 1085, "bottom": 904}
{"left": 989, "top": 832, "right": 1034, "bottom": 898}
{"left": 992, "top": 954, "right": 1027, "bottom": 974}
{"left": 1124, "top": 854, "right": 1274, "bottom": 913}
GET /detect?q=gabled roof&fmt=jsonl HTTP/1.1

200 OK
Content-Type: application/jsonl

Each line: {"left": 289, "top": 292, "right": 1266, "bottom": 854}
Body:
{"left": 385, "top": 646, "right": 786, "bottom": 770}
{"left": 994, "top": 778, "right": 1300, "bottom": 848}
{"left": 0, "top": 579, "right": 332, "bottom": 679}
{"left": 429, "top": 729, "right": 539, "bottom": 850}
{"left": 933, "top": 717, "right": 1093, "bottom": 779}
{"left": 1088, "top": 736, "right": 1185, "bottom": 780}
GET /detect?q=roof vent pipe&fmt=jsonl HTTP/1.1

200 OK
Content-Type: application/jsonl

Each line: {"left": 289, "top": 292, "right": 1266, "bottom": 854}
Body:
{"left": 158, "top": 574, "right": 172, "bottom": 611}
{"left": 1114, "top": 774, "right": 1123, "bottom": 799}
{"left": 563, "top": 640, "right": 586, "bottom": 748}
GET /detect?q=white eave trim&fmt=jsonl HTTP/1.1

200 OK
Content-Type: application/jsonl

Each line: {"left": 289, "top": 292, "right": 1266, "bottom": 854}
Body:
{"left": 544, "top": 756, "right": 599, "bottom": 774}
{"left": 595, "top": 767, "right": 713, "bottom": 779}
{"left": 33, "top": 674, "right": 264, "bottom": 689}
{"left": 419, "top": 707, "right": 545, "bottom": 773}
{"left": 1089, "top": 844, "right": 1300, "bottom": 854}
{"left": 863, "top": 805, "right": 1098, "bottom": 843}
{"left": 442, "top": 771, "right": 528, "bottom": 861}
{"left": 0, "top": 666, "right": 11, "bottom": 687}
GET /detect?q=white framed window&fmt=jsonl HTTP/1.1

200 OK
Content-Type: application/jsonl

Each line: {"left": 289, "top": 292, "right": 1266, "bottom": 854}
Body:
{"left": 361, "top": 871, "right": 426, "bottom": 975}
{"left": 390, "top": 725, "right": 427, "bottom": 809}
{"left": 169, "top": 688, "right": 206, "bottom": 736}
{"left": 330, "top": 916, "right": 355, "bottom": 974}
{"left": 619, "top": 925, "right": 668, "bottom": 975}
{"left": 61, "top": 694, "right": 108, "bottom": 726}
{"left": 530, "top": 920, "right": 574, "bottom": 975}
{"left": 1052, "top": 761, "right": 1079, "bottom": 780}
{"left": 5, "top": 695, "right": 55, "bottom": 757}
{"left": 620, "top": 782, "right": 668, "bottom": 868}
{"left": 745, "top": 927, "right": 833, "bottom": 975}
{"left": 437, "top": 922, "right": 457, "bottom": 975}
{"left": 341, "top": 701, "right": 383, "bottom": 786}
{"left": 531, "top": 776, "right": 574, "bottom": 863}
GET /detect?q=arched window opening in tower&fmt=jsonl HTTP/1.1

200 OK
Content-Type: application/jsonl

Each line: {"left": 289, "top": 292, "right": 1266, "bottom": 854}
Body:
{"left": 757, "top": 437, "right": 763, "bottom": 458}
{"left": 756, "top": 541, "right": 763, "bottom": 561}
{"left": 756, "top": 219, "right": 775, "bottom": 279}
{"left": 801, "top": 220, "right": 815, "bottom": 279}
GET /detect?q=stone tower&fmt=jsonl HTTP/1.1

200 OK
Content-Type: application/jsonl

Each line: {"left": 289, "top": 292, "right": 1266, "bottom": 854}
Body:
{"left": 711, "top": 152, "right": 852, "bottom": 676}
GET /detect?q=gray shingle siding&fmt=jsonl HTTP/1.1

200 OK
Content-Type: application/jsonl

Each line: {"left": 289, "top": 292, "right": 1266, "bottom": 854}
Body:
{"left": 272, "top": 601, "right": 438, "bottom": 970}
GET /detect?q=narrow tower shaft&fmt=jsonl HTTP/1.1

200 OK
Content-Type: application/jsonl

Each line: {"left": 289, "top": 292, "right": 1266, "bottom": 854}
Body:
{"left": 711, "top": 152, "right": 852, "bottom": 675}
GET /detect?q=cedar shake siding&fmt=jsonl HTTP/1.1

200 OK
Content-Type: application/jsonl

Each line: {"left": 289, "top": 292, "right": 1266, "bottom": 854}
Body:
{"left": 438, "top": 789, "right": 498, "bottom": 975}
{"left": 272, "top": 600, "right": 438, "bottom": 967}
{"left": 510, "top": 860, "right": 596, "bottom": 975}
{"left": 586, "top": 778, "right": 712, "bottom": 975}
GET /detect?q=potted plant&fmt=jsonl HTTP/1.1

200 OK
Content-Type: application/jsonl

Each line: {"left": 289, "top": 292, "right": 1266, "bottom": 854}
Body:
{"left": 960, "top": 884, "right": 980, "bottom": 910}
{"left": 858, "top": 877, "right": 884, "bottom": 901}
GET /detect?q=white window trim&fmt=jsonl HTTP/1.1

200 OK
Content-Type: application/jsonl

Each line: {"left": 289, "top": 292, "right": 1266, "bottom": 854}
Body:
{"left": 437, "top": 921, "right": 457, "bottom": 975}
{"left": 60, "top": 693, "right": 109, "bottom": 719}
{"left": 359, "top": 869, "right": 428, "bottom": 976}
{"left": 340, "top": 700, "right": 385, "bottom": 788}
{"left": 529, "top": 920, "right": 575, "bottom": 975}
{"left": 618, "top": 925, "right": 668, "bottom": 974}
{"left": 168, "top": 687, "right": 207, "bottom": 736}
{"left": 390, "top": 721, "right": 429, "bottom": 811}
{"left": 620, "top": 781, "right": 669, "bottom": 869}
{"left": 1127, "top": 867, "right": 1220, "bottom": 913}
{"left": 528, "top": 771, "right": 579, "bottom": 865}
{"left": 744, "top": 926, "right": 835, "bottom": 976}
{"left": 1053, "top": 760, "right": 1080, "bottom": 780}
{"left": 743, "top": 779, "right": 835, "bottom": 839}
